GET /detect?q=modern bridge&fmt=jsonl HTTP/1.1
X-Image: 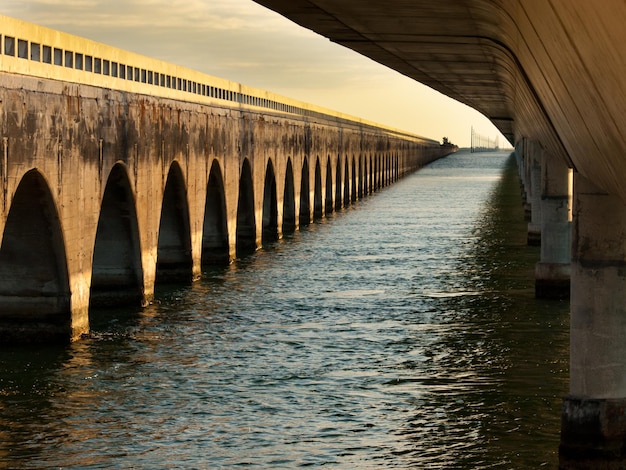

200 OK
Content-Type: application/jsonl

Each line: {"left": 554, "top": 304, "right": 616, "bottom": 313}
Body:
{"left": 250, "top": 0, "right": 626, "bottom": 467}
{"left": 0, "top": 15, "right": 454, "bottom": 344}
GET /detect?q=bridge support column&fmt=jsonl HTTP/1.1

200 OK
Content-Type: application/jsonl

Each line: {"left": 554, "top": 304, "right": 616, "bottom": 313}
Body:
{"left": 515, "top": 140, "right": 532, "bottom": 220}
{"left": 560, "top": 173, "right": 626, "bottom": 468}
{"left": 535, "top": 151, "right": 570, "bottom": 299}
{"left": 527, "top": 142, "right": 542, "bottom": 245}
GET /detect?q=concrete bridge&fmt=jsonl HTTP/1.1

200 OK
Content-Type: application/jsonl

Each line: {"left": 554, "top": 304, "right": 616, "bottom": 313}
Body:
{"left": 251, "top": 0, "right": 626, "bottom": 466}
{"left": 0, "top": 16, "right": 453, "bottom": 344}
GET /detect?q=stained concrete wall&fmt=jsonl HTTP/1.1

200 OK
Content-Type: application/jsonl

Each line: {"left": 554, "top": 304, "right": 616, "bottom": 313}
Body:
{"left": 0, "top": 72, "right": 450, "bottom": 343}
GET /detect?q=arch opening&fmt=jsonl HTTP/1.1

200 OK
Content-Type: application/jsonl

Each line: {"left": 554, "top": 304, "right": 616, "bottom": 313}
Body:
{"left": 325, "top": 158, "right": 333, "bottom": 216}
{"left": 313, "top": 157, "right": 323, "bottom": 219}
{"left": 382, "top": 154, "right": 387, "bottom": 187}
{"left": 351, "top": 156, "right": 357, "bottom": 203}
{"left": 283, "top": 158, "right": 296, "bottom": 235}
{"left": 90, "top": 164, "right": 144, "bottom": 309}
{"left": 374, "top": 155, "right": 379, "bottom": 191}
{"left": 156, "top": 162, "right": 193, "bottom": 284}
{"left": 385, "top": 155, "right": 391, "bottom": 186}
{"left": 367, "top": 155, "right": 374, "bottom": 194}
{"left": 335, "top": 157, "right": 343, "bottom": 211}
{"left": 394, "top": 155, "right": 400, "bottom": 181}
{"left": 364, "top": 156, "right": 369, "bottom": 196}
{"left": 357, "top": 156, "right": 363, "bottom": 199}
{"left": 202, "top": 160, "right": 229, "bottom": 265}
{"left": 236, "top": 158, "right": 257, "bottom": 257}
{"left": 0, "top": 170, "right": 71, "bottom": 342}
{"left": 262, "top": 159, "right": 279, "bottom": 244}
{"left": 343, "top": 158, "right": 350, "bottom": 207}
{"left": 299, "top": 157, "right": 311, "bottom": 227}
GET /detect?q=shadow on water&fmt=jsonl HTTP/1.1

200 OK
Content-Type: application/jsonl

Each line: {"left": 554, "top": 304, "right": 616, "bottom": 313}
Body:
{"left": 468, "top": 155, "right": 569, "bottom": 468}
{"left": 394, "top": 153, "right": 569, "bottom": 468}
{"left": 0, "top": 302, "right": 151, "bottom": 467}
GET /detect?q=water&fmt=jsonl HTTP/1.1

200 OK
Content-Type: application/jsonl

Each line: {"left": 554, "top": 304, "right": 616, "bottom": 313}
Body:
{"left": 0, "top": 150, "right": 570, "bottom": 468}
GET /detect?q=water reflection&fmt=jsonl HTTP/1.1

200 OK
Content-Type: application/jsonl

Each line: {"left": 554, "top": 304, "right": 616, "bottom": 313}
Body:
{"left": 0, "top": 151, "right": 569, "bottom": 468}
{"left": 387, "top": 153, "right": 569, "bottom": 467}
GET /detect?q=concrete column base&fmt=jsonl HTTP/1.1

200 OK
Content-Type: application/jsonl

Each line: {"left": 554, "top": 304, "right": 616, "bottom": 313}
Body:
{"left": 560, "top": 396, "right": 626, "bottom": 469}
{"left": 535, "top": 262, "right": 570, "bottom": 299}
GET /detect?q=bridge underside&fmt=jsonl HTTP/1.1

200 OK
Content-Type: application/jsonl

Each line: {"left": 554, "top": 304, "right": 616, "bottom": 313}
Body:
{"left": 252, "top": 0, "right": 626, "bottom": 467}
{"left": 254, "top": 0, "right": 626, "bottom": 202}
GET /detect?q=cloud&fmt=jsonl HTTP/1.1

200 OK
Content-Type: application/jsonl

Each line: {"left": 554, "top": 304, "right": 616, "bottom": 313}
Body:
{"left": 4, "top": 0, "right": 302, "bottom": 33}
{"left": 4, "top": 0, "right": 366, "bottom": 92}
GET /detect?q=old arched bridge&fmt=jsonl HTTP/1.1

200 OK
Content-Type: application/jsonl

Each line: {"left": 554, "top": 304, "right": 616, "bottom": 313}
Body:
{"left": 0, "top": 15, "right": 453, "bottom": 343}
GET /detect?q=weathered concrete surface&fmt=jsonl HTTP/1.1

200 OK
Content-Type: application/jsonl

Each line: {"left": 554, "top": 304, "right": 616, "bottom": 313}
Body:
{"left": 0, "top": 72, "right": 449, "bottom": 343}
{"left": 560, "top": 396, "right": 626, "bottom": 468}
{"left": 570, "top": 173, "right": 626, "bottom": 399}
{"left": 535, "top": 149, "right": 571, "bottom": 299}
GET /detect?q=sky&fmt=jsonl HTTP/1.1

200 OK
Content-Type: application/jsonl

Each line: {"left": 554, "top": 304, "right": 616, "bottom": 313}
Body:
{"left": 1, "top": 0, "right": 508, "bottom": 148}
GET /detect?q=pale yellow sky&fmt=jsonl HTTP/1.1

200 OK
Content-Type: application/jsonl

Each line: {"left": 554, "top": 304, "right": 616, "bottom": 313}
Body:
{"left": 1, "top": 0, "right": 508, "bottom": 147}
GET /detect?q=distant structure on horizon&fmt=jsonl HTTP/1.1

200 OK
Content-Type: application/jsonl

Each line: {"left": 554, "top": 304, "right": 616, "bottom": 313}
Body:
{"left": 470, "top": 126, "right": 499, "bottom": 152}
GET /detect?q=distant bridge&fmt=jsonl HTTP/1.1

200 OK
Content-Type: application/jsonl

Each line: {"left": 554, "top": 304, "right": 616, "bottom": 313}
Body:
{"left": 0, "top": 15, "right": 453, "bottom": 343}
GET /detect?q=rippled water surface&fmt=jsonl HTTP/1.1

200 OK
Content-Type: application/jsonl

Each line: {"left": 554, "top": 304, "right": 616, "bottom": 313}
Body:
{"left": 0, "top": 150, "right": 570, "bottom": 468}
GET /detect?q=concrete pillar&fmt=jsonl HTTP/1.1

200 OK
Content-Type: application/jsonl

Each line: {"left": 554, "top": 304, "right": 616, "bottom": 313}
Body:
{"left": 527, "top": 142, "right": 542, "bottom": 245}
{"left": 516, "top": 140, "right": 531, "bottom": 220}
{"left": 534, "top": 151, "right": 570, "bottom": 298}
{"left": 560, "top": 172, "right": 626, "bottom": 467}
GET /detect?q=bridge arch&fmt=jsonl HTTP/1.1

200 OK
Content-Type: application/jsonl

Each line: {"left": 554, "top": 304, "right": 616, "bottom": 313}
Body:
{"left": 236, "top": 158, "right": 256, "bottom": 257}
{"left": 394, "top": 154, "right": 399, "bottom": 181}
{"left": 382, "top": 154, "right": 386, "bottom": 187}
{"left": 368, "top": 155, "right": 373, "bottom": 192}
{"left": 343, "top": 157, "right": 350, "bottom": 207}
{"left": 335, "top": 156, "right": 343, "bottom": 211}
{"left": 374, "top": 154, "right": 380, "bottom": 191}
{"left": 156, "top": 161, "right": 192, "bottom": 284}
{"left": 0, "top": 169, "right": 71, "bottom": 341}
{"left": 283, "top": 158, "right": 296, "bottom": 235}
{"left": 363, "top": 155, "right": 369, "bottom": 197}
{"left": 370, "top": 153, "right": 376, "bottom": 193}
{"left": 325, "top": 157, "right": 333, "bottom": 215}
{"left": 299, "top": 156, "right": 311, "bottom": 227}
{"left": 90, "top": 162, "right": 144, "bottom": 309}
{"left": 357, "top": 155, "right": 363, "bottom": 199}
{"left": 380, "top": 154, "right": 384, "bottom": 189}
{"left": 262, "top": 159, "right": 279, "bottom": 244}
{"left": 350, "top": 155, "right": 359, "bottom": 202}
{"left": 367, "top": 154, "right": 375, "bottom": 194}
{"left": 313, "top": 157, "right": 323, "bottom": 219}
{"left": 368, "top": 154, "right": 374, "bottom": 194}
{"left": 203, "top": 159, "right": 229, "bottom": 266}
{"left": 381, "top": 154, "right": 385, "bottom": 187}
{"left": 385, "top": 154, "right": 391, "bottom": 186}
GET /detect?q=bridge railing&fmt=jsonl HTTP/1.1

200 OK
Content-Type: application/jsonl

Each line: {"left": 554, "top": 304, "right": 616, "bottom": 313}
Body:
{"left": 0, "top": 14, "right": 438, "bottom": 145}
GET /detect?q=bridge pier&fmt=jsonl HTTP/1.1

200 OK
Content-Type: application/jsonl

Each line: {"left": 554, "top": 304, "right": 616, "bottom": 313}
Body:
{"left": 535, "top": 151, "right": 571, "bottom": 299}
{"left": 560, "top": 173, "right": 626, "bottom": 467}
{"left": 526, "top": 142, "right": 542, "bottom": 246}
